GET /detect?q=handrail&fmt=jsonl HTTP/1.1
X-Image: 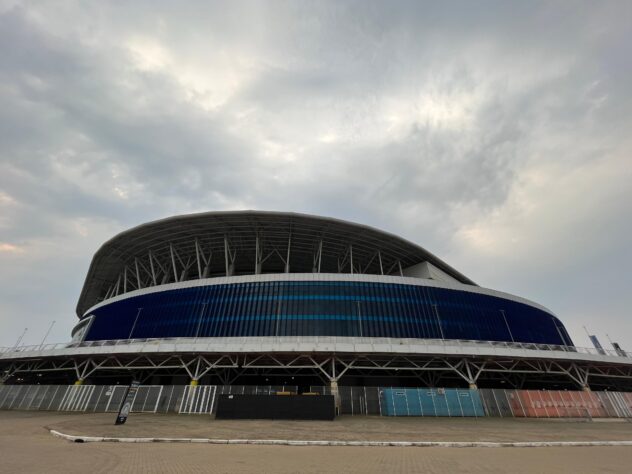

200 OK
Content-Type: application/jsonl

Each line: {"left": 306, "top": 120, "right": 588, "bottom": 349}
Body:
{"left": 0, "top": 336, "right": 629, "bottom": 359}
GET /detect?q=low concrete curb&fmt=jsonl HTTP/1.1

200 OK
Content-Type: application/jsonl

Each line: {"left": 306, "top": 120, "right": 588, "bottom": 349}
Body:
{"left": 49, "top": 430, "right": 632, "bottom": 448}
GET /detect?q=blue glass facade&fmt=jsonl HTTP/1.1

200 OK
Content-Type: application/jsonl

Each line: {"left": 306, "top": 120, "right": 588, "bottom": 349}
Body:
{"left": 82, "top": 281, "right": 573, "bottom": 345}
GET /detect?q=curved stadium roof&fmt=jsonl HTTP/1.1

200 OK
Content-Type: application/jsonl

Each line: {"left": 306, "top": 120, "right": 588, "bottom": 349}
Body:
{"left": 76, "top": 211, "right": 476, "bottom": 316}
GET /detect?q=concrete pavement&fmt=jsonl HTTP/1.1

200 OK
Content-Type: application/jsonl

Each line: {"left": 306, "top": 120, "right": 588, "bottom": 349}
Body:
{"left": 44, "top": 411, "right": 632, "bottom": 443}
{"left": 2, "top": 411, "right": 632, "bottom": 473}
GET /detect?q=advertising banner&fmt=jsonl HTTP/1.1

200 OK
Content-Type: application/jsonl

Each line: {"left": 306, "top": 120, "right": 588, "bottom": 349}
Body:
{"left": 115, "top": 380, "right": 140, "bottom": 425}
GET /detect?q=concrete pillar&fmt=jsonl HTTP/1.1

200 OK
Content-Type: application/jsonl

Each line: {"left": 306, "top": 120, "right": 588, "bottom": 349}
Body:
{"left": 330, "top": 380, "right": 340, "bottom": 416}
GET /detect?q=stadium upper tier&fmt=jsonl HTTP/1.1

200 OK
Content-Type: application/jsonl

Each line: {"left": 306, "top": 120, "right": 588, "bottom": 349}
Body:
{"left": 73, "top": 211, "right": 573, "bottom": 347}
{"left": 77, "top": 211, "right": 476, "bottom": 317}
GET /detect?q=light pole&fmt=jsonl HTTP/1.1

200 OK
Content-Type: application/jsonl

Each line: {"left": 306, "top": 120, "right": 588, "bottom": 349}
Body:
{"left": 500, "top": 310, "right": 514, "bottom": 343}
{"left": 195, "top": 303, "right": 207, "bottom": 340}
{"left": 39, "top": 321, "right": 56, "bottom": 349}
{"left": 432, "top": 305, "right": 445, "bottom": 340}
{"left": 12, "top": 328, "right": 28, "bottom": 350}
{"left": 128, "top": 308, "right": 143, "bottom": 340}
{"left": 552, "top": 316, "right": 568, "bottom": 347}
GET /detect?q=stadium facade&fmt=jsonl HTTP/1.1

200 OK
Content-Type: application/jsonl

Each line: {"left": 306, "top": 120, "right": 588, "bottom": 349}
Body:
{"left": 2, "top": 211, "right": 632, "bottom": 393}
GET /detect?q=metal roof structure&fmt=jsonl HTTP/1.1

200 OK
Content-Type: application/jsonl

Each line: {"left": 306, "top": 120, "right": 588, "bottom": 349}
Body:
{"left": 4, "top": 336, "right": 632, "bottom": 392}
{"left": 76, "top": 211, "right": 476, "bottom": 317}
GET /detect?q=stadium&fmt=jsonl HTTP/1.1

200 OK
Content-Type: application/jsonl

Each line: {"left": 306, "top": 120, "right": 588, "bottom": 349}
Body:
{"left": 2, "top": 211, "right": 632, "bottom": 416}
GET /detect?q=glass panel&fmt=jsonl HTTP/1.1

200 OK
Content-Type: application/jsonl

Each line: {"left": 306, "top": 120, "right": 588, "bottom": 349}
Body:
{"left": 85, "top": 280, "right": 572, "bottom": 345}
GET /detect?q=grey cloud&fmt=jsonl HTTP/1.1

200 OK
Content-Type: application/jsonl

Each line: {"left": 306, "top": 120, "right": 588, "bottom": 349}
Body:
{"left": 0, "top": 7, "right": 257, "bottom": 226}
{"left": 0, "top": 1, "right": 631, "bottom": 348}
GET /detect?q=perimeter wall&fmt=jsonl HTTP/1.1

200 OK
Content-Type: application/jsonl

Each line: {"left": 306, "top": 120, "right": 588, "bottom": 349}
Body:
{"left": 2, "top": 384, "right": 632, "bottom": 418}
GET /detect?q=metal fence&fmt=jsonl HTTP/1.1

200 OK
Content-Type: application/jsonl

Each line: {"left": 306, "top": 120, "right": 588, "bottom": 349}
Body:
{"left": 2, "top": 384, "right": 632, "bottom": 418}
{"left": 478, "top": 388, "right": 632, "bottom": 418}
{"left": 379, "top": 388, "right": 485, "bottom": 417}
{"left": 0, "top": 384, "right": 297, "bottom": 415}
{"left": 310, "top": 386, "right": 383, "bottom": 415}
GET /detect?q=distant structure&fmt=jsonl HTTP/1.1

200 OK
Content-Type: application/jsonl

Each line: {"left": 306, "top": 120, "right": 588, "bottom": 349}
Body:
{"left": 2, "top": 211, "right": 632, "bottom": 391}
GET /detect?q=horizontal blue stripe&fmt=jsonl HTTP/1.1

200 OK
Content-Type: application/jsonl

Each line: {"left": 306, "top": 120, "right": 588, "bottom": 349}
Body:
{"left": 143, "top": 314, "right": 452, "bottom": 324}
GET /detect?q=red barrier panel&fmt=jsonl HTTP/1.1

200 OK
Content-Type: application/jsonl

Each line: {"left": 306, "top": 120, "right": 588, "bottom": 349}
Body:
{"left": 508, "top": 390, "right": 604, "bottom": 418}
{"left": 521, "top": 390, "right": 546, "bottom": 417}
{"left": 584, "top": 391, "right": 608, "bottom": 418}
{"left": 480, "top": 389, "right": 632, "bottom": 418}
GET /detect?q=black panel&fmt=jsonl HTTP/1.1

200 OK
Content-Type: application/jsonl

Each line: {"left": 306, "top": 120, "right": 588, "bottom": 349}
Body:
{"left": 215, "top": 394, "right": 335, "bottom": 420}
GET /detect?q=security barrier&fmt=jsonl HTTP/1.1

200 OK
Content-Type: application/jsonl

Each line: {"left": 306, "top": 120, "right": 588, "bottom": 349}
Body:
{"left": 215, "top": 394, "right": 336, "bottom": 420}
{"left": 479, "top": 388, "right": 632, "bottom": 418}
{"left": 0, "top": 384, "right": 169, "bottom": 413}
{"left": 0, "top": 384, "right": 297, "bottom": 414}
{"left": 2, "top": 384, "right": 632, "bottom": 418}
{"left": 309, "top": 385, "right": 384, "bottom": 415}
{"left": 380, "top": 388, "right": 485, "bottom": 417}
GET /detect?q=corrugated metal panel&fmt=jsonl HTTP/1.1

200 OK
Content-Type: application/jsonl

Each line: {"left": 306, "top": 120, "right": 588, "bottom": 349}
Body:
{"left": 380, "top": 388, "right": 483, "bottom": 417}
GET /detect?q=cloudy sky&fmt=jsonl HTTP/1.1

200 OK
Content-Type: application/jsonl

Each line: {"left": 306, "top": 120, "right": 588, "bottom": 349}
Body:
{"left": 0, "top": 0, "right": 631, "bottom": 349}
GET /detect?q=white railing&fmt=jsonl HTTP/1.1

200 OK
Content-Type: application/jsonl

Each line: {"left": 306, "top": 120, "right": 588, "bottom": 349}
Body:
{"left": 0, "top": 336, "right": 629, "bottom": 359}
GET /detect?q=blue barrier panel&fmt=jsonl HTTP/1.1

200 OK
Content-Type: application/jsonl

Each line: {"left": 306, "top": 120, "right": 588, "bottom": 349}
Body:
{"left": 380, "top": 388, "right": 485, "bottom": 417}
{"left": 446, "top": 389, "right": 462, "bottom": 416}
{"left": 432, "top": 389, "right": 450, "bottom": 416}
{"left": 419, "top": 389, "right": 436, "bottom": 415}
{"left": 458, "top": 389, "right": 485, "bottom": 417}
{"left": 381, "top": 389, "right": 409, "bottom": 415}
{"left": 405, "top": 389, "right": 423, "bottom": 416}
{"left": 457, "top": 389, "right": 474, "bottom": 416}
{"left": 396, "top": 389, "right": 411, "bottom": 415}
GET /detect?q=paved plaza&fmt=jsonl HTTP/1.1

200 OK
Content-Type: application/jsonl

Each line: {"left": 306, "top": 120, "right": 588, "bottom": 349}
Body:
{"left": 2, "top": 411, "right": 632, "bottom": 473}
{"left": 42, "top": 411, "right": 632, "bottom": 442}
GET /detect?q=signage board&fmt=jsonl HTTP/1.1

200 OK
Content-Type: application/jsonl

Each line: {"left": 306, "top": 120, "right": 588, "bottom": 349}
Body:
{"left": 115, "top": 380, "right": 140, "bottom": 425}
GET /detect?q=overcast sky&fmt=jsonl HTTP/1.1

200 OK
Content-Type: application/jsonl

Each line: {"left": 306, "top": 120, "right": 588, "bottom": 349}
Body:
{"left": 1, "top": 1, "right": 631, "bottom": 349}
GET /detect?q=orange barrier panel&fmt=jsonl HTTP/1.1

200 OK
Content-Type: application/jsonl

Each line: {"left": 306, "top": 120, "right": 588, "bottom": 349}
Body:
{"left": 479, "top": 389, "right": 632, "bottom": 418}
{"left": 559, "top": 391, "right": 581, "bottom": 417}
{"left": 585, "top": 391, "right": 608, "bottom": 418}
{"left": 531, "top": 391, "right": 545, "bottom": 417}
{"left": 510, "top": 390, "right": 614, "bottom": 418}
